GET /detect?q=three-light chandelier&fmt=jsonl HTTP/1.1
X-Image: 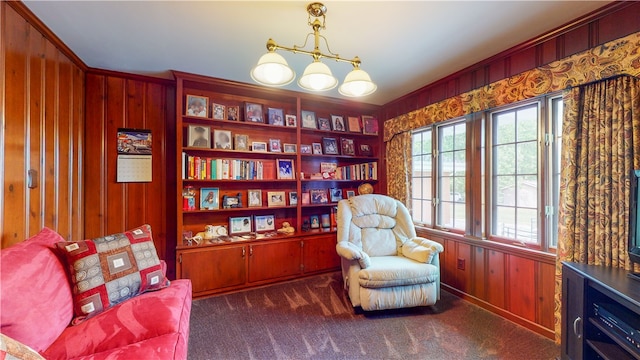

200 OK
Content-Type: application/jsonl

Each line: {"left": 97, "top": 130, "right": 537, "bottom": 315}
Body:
{"left": 250, "top": 2, "right": 376, "bottom": 97}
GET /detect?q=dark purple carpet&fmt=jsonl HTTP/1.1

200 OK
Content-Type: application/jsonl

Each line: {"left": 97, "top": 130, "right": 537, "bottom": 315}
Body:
{"left": 188, "top": 271, "right": 559, "bottom": 359}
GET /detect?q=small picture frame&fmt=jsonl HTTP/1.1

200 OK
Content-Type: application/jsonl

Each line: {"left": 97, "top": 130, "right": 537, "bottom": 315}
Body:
{"left": 310, "top": 189, "right": 328, "bottom": 204}
{"left": 359, "top": 143, "right": 373, "bottom": 156}
{"left": 188, "top": 124, "right": 210, "bottom": 148}
{"left": 245, "top": 102, "right": 264, "bottom": 123}
{"left": 310, "top": 215, "right": 320, "bottom": 229}
{"left": 227, "top": 105, "right": 240, "bottom": 121}
{"left": 347, "top": 116, "right": 361, "bottom": 133}
{"left": 277, "top": 159, "right": 295, "bottom": 179}
{"left": 322, "top": 137, "right": 339, "bottom": 155}
{"left": 247, "top": 189, "right": 262, "bottom": 207}
{"left": 252, "top": 141, "right": 267, "bottom": 152}
{"left": 214, "top": 129, "right": 232, "bottom": 149}
{"left": 268, "top": 108, "right": 285, "bottom": 126}
{"left": 331, "top": 115, "right": 346, "bottom": 132}
{"left": 289, "top": 191, "right": 298, "bottom": 205}
{"left": 300, "top": 144, "right": 312, "bottom": 154}
{"left": 285, "top": 114, "right": 297, "bottom": 127}
{"left": 222, "top": 193, "right": 243, "bottom": 208}
{"left": 317, "top": 117, "right": 331, "bottom": 131}
{"left": 301, "top": 192, "right": 310, "bottom": 205}
{"left": 254, "top": 214, "right": 276, "bottom": 232}
{"left": 321, "top": 214, "right": 331, "bottom": 228}
{"left": 229, "top": 216, "right": 252, "bottom": 235}
{"left": 269, "top": 139, "right": 281, "bottom": 152}
{"left": 200, "top": 187, "right": 219, "bottom": 210}
{"left": 212, "top": 103, "right": 225, "bottom": 120}
{"left": 234, "top": 134, "right": 249, "bottom": 151}
{"left": 301, "top": 110, "right": 317, "bottom": 129}
{"left": 346, "top": 190, "right": 356, "bottom": 199}
{"left": 312, "top": 143, "right": 323, "bottom": 155}
{"left": 283, "top": 143, "right": 297, "bottom": 153}
{"left": 330, "top": 188, "right": 343, "bottom": 202}
{"left": 362, "top": 115, "right": 378, "bottom": 135}
{"left": 186, "top": 94, "right": 208, "bottom": 118}
{"left": 341, "top": 138, "right": 355, "bottom": 156}
{"left": 267, "top": 191, "right": 286, "bottom": 207}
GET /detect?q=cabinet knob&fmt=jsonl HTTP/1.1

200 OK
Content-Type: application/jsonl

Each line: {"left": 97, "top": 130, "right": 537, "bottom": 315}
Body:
{"left": 242, "top": 247, "right": 246, "bottom": 257}
{"left": 250, "top": 245, "right": 253, "bottom": 256}
{"left": 572, "top": 317, "right": 582, "bottom": 339}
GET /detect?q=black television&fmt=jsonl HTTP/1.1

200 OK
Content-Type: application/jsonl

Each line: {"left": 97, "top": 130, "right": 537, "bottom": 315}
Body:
{"left": 627, "top": 170, "right": 640, "bottom": 280}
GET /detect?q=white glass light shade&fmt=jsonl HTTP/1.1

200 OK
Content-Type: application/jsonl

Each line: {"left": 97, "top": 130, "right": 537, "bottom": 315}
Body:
{"left": 250, "top": 52, "right": 295, "bottom": 86}
{"left": 338, "top": 68, "right": 377, "bottom": 97}
{"left": 298, "top": 61, "right": 338, "bottom": 91}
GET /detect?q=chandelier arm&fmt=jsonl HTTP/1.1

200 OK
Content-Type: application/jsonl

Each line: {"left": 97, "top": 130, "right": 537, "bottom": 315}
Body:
{"left": 269, "top": 40, "right": 361, "bottom": 68}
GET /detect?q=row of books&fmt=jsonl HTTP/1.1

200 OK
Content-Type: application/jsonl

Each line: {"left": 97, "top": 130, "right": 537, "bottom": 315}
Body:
{"left": 334, "top": 162, "right": 378, "bottom": 181}
{"left": 182, "top": 153, "right": 275, "bottom": 180}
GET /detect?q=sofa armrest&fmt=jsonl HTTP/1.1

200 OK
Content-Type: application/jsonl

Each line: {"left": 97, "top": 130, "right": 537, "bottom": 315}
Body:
{"left": 336, "top": 242, "right": 371, "bottom": 268}
{"left": 402, "top": 237, "right": 444, "bottom": 264}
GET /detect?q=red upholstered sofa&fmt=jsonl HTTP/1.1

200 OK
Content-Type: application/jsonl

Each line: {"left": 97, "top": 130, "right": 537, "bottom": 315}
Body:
{"left": 0, "top": 227, "right": 192, "bottom": 360}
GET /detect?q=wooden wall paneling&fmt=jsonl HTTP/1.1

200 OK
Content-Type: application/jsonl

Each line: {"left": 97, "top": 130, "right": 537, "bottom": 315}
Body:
{"left": 598, "top": 3, "right": 640, "bottom": 43}
{"left": 472, "top": 246, "right": 486, "bottom": 300}
{"left": 42, "top": 40, "right": 58, "bottom": 231}
{"left": 71, "top": 66, "right": 84, "bottom": 242}
{"left": 488, "top": 58, "right": 507, "bottom": 84}
{"left": 27, "top": 25, "right": 44, "bottom": 238}
{"left": 124, "top": 80, "right": 146, "bottom": 229}
{"left": 442, "top": 238, "right": 457, "bottom": 286}
{"left": 506, "top": 255, "right": 536, "bottom": 322}
{"left": 83, "top": 74, "right": 106, "bottom": 237}
{"left": 456, "top": 242, "right": 471, "bottom": 294}
{"left": 536, "top": 260, "right": 556, "bottom": 330}
{"left": 486, "top": 249, "right": 505, "bottom": 308}
{"left": 509, "top": 46, "right": 537, "bottom": 75}
{"left": 2, "top": 6, "right": 28, "bottom": 247}
{"left": 540, "top": 38, "right": 558, "bottom": 67}
{"left": 57, "top": 53, "right": 73, "bottom": 239}
{"left": 105, "top": 76, "right": 126, "bottom": 234}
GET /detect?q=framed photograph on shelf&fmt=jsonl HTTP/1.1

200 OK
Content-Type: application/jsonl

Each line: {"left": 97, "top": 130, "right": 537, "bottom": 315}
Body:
{"left": 322, "top": 137, "right": 339, "bottom": 155}
{"left": 321, "top": 214, "right": 331, "bottom": 228}
{"left": 317, "top": 117, "right": 331, "bottom": 131}
{"left": 200, "top": 187, "right": 219, "bottom": 210}
{"left": 300, "top": 144, "right": 312, "bottom": 154}
{"left": 213, "top": 129, "right": 232, "bottom": 149}
{"left": 346, "top": 190, "right": 356, "bottom": 199}
{"left": 285, "top": 114, "right": 297, "bottom": 127}
{"left": 267, "top": 191, "right": 286, "bottom": 207}
{"left": 269, "top": 139, "right": 281, "bottom": 152}
{"left": 229, "top": 216, "right": 252, "bottom": 235}
{"left": 283, "top": 143, "right": 296, "bottom": 153}
{"left": 247, "top": 189, "right": 262, "bottom": 207}
{"left": 252, "top": 141, "right": 267, "bottom": 152}
{"left": 234, "top": 134, "right": 249, "bottom": 151}
{"left": 185, "top": 94, "right": 208, "bottom": 118}
{"left": 362, "top": 115, "right": 378, "bottom": 135}
{"left": 187, "top": 124, "right": 210, "bottom": 148}
{"left": 268, "top": 108, "right": 285, "bottom": 126}
{"left": 359, "top": 143, "right": 373, "bottom": 156}
{"left": 347, "top": 116, "right": 361, "bottom": 133}
{"left": 331, "top": 115, "right": 346, "bottom": 132}
{"left": 310, "top": 215, "right": 320, "bottom": 229}
{"left": 277, "top": 159, "right": 295, "bottom": 179}
{"left": 212, "top": 103, "right": 225, "bottom": 120}
{"left": 255, "top": 215, "right": 276, "bottom": 232}
{"left": 289, "top": 191, "right": 298, "bottom": 205}
{"left": 310, "top": 189, "right": 328, "bottom": 204}
{"left": 227, "top": 105, "right": 239, "bottom": 121}
{"left": 222, "top": 193, "right": 242, "bottom": 208}
{"left": 245, "top": 102, "right": 263, "bottom": 123}
{"left": 301, "top": 110, "right": 317, "bottom": 129}
{"left": 330, "top": 188, "right": 343, "bottom": 202}
{"left": 312, "top": 143, "right": 323, "bottom": 155}
{"left": 301, "top": 191, "right": 310, "bottom": 205}
{"left": 341, "top": 138, "right": 355, "bottom": 156}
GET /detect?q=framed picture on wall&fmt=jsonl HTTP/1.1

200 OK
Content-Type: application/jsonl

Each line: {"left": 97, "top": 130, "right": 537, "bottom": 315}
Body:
{"left": 301, "top": 110, "right": 317, "bottom": 129}
{"left": 185, "top": 94, "right": 208, "bottom": 118}
{"left": 362, "top": 115, "right": 378, "bottom": 135}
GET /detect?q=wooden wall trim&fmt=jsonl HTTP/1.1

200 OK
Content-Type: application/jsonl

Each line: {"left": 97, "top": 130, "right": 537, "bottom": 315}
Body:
{"left": 87, "top": 67, "right": 175, "bottom": 87}
{"left": 6, "top": 0, "right": 87, "bottom": 72}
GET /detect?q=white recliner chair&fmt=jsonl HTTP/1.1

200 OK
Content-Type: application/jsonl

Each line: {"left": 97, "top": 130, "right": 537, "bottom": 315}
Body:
{"left": 336, "top": 194, "right": 444, "bottom": 311}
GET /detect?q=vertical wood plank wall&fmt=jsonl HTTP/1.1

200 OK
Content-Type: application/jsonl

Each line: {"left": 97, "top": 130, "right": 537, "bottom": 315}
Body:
{"left": 1, "top": 2, "right": 84, "bottom": 248}
{"left": 84, "top": 72, "right": 176, "bottom": 278}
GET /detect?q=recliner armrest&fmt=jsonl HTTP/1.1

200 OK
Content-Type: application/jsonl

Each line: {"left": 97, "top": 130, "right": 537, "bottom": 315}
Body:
{"left": 336, "top": 241, "right": 371, "bottom": 268}
{"left": 402, "top": 237, "right": 444, "bottom": 264}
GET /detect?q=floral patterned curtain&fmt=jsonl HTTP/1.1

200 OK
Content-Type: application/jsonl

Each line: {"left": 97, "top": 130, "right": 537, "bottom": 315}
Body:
{"left": 553, "top": 75, "right": 640, "bottom": 342}
{"left": 385, "top": 131, "right": 412, "bottom": 206}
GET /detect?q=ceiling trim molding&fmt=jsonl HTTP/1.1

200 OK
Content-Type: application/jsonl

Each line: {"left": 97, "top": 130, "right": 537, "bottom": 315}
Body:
{"left": 7, "top": 0, "right": 87, "bottom": 71}
{"left": 87, "top": 67, "right": 175, "bottom": 87}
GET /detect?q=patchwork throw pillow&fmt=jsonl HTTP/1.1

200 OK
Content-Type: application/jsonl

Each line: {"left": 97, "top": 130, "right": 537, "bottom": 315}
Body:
{"left": 57, "top": 224, "right": 169, "bottom": 324}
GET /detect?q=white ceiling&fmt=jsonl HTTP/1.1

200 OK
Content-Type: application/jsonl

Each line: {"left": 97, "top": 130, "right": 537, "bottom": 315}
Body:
{"left": 23, "top": 1, "right": 611, "bottom": 105}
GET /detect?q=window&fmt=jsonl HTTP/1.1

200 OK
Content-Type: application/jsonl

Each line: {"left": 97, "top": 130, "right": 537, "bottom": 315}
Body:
{"left": 410, "top": 94, "right": 562, "bottom": 252}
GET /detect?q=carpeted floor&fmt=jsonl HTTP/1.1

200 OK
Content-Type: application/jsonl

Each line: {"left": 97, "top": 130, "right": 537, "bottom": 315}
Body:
{"left": 188, "top": 272, "right": 560, "bottom": 359}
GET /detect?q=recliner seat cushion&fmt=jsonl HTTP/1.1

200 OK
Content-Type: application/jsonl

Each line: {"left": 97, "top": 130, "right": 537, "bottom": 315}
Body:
{"left": 358, "top": 256, "right": 439, "bottom": 288}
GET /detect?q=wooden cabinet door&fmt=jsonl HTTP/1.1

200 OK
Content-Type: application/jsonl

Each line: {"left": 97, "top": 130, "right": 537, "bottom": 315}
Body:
{"left": 178, "top": 245, "right": 247, "bottom": 295}
{"left": 302, "top": 234, "right": 340, "bottom": 273}
{"left": 561, "top": 264, "right": 585, "bottom": 360}
{"left": 248, "top": 240, "right": 302, "bottom": 283}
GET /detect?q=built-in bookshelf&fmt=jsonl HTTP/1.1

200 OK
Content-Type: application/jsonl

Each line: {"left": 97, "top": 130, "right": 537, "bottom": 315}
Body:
{"left": 174, "top": 71, "right": 381, "bottom": 297}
